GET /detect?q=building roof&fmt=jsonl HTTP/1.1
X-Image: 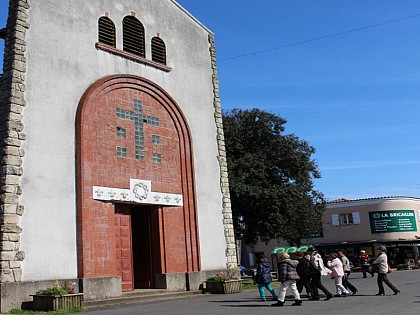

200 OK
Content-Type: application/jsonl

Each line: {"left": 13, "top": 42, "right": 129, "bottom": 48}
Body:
{"left": 170, "top": 0, "right": 213, "bottom": 34}
{"left": 327, "top": 196, "right": 420, "bottom": 204}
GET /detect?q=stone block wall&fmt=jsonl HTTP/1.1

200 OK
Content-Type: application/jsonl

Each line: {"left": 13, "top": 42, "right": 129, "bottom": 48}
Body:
{"left": 208, "top": 34, "right": 237, "bottom": 270}
{"left": 0, "top": 0, "right": 29, "bottom": 284}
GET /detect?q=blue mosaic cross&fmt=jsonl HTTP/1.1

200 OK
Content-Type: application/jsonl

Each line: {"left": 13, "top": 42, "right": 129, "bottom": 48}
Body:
{"left": 116, "top": 99, "right": 160, "bottom": 160}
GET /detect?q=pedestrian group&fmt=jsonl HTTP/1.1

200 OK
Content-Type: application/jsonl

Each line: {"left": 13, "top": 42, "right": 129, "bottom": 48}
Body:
{"left": 253, "top": 245, "right": 400, "bottom": 307}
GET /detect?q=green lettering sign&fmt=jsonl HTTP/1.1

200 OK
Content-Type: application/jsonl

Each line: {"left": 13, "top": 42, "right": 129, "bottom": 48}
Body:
{"left": 369, "top": 210, "right": 417, "bottom": 233}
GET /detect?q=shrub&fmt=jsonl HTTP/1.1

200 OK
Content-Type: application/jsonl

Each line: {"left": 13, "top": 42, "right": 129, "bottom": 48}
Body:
{"left": 206, "top": 271, "right": 239, "bottom": 282}
{"left": 35, "top": 281, "right": 77, "bottom": 296}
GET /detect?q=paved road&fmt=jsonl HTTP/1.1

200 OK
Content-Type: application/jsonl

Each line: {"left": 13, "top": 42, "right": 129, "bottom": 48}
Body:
{"left": 85, "top": 270, "right": 420, "bottom": 315}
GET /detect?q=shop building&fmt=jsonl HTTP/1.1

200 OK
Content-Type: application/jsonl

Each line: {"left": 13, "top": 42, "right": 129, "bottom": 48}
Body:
{"left": 248, "top": 196, "right": 420, "bottom": 268}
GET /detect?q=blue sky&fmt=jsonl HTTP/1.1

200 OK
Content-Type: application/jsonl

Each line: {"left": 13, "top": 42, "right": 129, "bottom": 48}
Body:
{"left": 1, "top": 1, "right": 420, "bottom": 201}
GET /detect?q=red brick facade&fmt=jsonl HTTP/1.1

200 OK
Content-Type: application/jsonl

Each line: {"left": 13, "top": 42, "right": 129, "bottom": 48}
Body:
{"left": 76, "top": 75, "right": 200, "bottom": 290}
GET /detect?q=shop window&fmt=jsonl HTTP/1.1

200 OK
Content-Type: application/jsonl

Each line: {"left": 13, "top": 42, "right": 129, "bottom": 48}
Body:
{"left": 332, "top": 212, "right": 360, "bottom": 226}
{"left": 339, "top": 213, "right": 353, "bottom": 225}
{"left": 123, "top": 16, "right": 145, "bottom": 57}
{"left": 98, "top": 16, "right": 116, "bottom": 47}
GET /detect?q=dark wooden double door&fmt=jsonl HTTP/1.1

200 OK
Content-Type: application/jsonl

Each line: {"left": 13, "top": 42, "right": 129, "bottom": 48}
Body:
{"left": 115, "top": 205, "right": 159, "bottom": 291}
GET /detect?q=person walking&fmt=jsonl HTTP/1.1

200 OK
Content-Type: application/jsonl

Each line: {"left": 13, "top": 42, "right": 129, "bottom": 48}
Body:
{"left": 255, "top": 254, "right": 278, "bottom": 302}
{"left": 359, "top": 250, "right": 374, "bottom": 278}
{"left": 295, "top": 252, "right": 312, "bottom": 298}
{"left": 338, "top": 251, "right": 358, "bottom": 295}
{"left": 271, "top": 252, "right": 302, "bottom": 307}
{"left": 327, "top": 253, "right": 350, "bottom": 297}
{"left": 372, "top": 246, "right": 400, "bottom": 296}
{"left": 307, "top": 247, "right": 333, "bottom": 301}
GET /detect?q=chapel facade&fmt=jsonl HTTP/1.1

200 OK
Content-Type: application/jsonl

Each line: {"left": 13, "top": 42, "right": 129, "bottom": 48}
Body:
{"left": 0, "top": 0, "right": 236, "bottom": 311}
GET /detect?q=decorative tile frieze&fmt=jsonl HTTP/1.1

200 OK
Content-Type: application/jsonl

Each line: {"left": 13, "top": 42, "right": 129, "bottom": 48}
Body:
{"left": 93, "top": 179, "right": 183, "bottom": 207}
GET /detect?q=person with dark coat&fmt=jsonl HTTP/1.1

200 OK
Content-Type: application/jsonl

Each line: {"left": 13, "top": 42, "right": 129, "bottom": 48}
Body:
{"left": 295, "top": 252, "right": 312, "bottom": 298}
{"left": 271, "top": 252, "right": 302, "bottom": 307}
{"left": 255, "top": 254, "right": 278, "bottom": 301}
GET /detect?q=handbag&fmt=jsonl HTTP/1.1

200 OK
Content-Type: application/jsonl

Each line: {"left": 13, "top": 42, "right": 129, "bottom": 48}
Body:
{"left": 387, "top": 266, "right": 392, "bottom": 273}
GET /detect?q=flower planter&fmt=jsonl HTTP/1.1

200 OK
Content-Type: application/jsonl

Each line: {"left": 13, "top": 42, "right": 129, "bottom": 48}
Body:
{"left": 31, "top": 293, "right": 84, "bottom": 311}
{"left": 206, "top": 280, "right": 242, "bottom": 294}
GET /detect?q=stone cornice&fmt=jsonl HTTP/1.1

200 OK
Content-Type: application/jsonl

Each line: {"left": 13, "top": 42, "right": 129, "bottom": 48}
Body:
{"left": 95, "top": 42, "right": 172, "bottom": 72}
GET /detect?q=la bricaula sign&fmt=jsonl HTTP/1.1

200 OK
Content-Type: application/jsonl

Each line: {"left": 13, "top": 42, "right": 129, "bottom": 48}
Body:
{"left": 369, "top": 210, "right": 417, "bottom": 233}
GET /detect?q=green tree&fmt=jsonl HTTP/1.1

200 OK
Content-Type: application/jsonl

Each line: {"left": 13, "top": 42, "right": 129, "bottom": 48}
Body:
{"left": 222, "top": 108, "right": 325, "bottom": 245}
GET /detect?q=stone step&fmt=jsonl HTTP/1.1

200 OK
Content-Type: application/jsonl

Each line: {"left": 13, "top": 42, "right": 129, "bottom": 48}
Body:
{"left": 83, "top": 290, "right": 202, "bottom": 309}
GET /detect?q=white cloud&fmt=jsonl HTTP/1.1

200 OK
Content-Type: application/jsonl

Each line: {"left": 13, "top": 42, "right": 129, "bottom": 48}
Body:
{"left": 322, "top": 160, "right": 420, "bottom": 171}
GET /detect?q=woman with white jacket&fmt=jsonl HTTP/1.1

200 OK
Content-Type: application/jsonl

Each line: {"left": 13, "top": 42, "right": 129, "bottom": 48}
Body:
{"left": 327, "top": 253, "right": 350, "bottom": 297}
{"left": 307, "top": 247, "right": 333, "bottom": 300}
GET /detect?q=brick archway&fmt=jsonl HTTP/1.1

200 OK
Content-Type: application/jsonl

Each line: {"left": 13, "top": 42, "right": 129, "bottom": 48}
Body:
{"left": 76, "top": 75, "right": 200, "bottom": 285}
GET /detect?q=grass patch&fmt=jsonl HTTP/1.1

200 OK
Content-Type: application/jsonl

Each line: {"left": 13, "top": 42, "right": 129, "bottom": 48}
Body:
{"left": 241, "top": 279, "right": 279, "bottom": 290}
{"left": 241, "top": 279, "right": 256, "bottom": 290}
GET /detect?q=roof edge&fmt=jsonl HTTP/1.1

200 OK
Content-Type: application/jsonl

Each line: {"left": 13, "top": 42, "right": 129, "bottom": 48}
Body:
{"left": 170, "top": 0, "right": 213, "bottom": 35}
{"left": 327, "top": 196, "right": 420, "bottom": 208}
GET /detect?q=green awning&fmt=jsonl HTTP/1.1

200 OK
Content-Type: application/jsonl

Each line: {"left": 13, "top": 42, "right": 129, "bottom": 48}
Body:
{"left": 271, "top": 245, "right": 312, "bottom": 254}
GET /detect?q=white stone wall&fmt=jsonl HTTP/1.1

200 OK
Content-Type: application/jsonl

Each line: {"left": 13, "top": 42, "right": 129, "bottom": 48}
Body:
{"left": 18, "top": 0, "right": 228, "bottom": 281}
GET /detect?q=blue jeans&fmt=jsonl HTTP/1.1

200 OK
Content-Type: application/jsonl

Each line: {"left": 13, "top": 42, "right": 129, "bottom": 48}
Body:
{"left": 258, "top": 282, "right": 277, "bottom": 300}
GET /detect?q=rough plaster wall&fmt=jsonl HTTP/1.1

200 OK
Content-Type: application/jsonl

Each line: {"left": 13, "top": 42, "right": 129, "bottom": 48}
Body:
{"left": 19, "top": 0, "right": 227, "bottom": 281}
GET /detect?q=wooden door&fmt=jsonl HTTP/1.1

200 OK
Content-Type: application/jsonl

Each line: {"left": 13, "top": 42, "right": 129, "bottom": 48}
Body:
{"left": 132, "top": 206, "right": 154, "bottom": 288}
{"left": 115, "top": 206, "right": 134, "bottom": 292}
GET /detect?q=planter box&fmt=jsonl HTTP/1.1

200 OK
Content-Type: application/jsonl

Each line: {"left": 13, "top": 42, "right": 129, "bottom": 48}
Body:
{"left": 31, "top": 293, "right": 84, "bottom": 311}
{"left": 206, "top": 280, "right": 242, "bottom": 294}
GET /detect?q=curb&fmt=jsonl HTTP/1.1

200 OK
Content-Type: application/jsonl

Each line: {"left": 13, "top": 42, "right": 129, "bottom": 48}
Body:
{"left": 83, "top": 290, "right": 202, "bottom": 309}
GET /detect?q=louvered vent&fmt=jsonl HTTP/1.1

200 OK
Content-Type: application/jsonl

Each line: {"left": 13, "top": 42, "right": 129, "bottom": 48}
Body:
{"left": 123, "top": 16, "right": 145, "bottom": 57}
{"left": 98, "top": 17, "right": 116, "bottom": 47}
{"left": 151, "top": 37, "right": 166, "bottom": 65}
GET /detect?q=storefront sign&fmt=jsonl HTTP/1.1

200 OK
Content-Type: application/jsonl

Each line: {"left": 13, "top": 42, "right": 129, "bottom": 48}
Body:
{"left": 385, "top": 243, "right": 420, "bottom": 247}
{"left": 369, "top": 210, "right": 417, "bottom": 233}
{"left": 271, "top": 245, "right": 312, "bottom": 254}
